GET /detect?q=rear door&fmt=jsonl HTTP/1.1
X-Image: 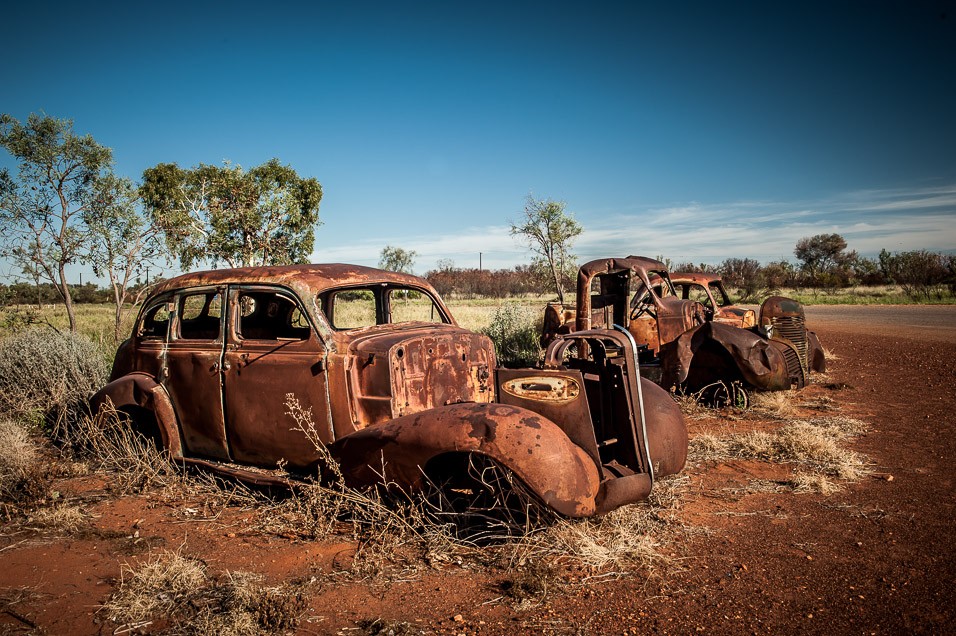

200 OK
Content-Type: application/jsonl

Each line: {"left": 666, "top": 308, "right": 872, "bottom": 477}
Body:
{"left": 222, "top": 286, "right": 333, "bottom": 470}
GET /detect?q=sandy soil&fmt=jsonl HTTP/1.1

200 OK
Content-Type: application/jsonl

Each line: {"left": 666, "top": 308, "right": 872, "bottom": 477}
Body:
{"left": 1, "top": 306, "right": 954, "bottom": 635}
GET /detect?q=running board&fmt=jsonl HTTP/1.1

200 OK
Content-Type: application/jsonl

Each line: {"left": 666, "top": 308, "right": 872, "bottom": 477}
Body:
{"left": 179, "top": 457, "right": 309, "bottom": 489}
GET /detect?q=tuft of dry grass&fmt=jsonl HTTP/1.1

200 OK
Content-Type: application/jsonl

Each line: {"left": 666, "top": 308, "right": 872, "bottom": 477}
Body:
{"left": 28, "top": 503, "right": 90, "bottom": 533}
{"left": 749, "top": 390, "right": 799, "bottom": 419}
{"left": 0, "top": 418, "right": 53, "bottom": 513}
{"left": 506, "top": 474, "right": 691, "bottom": 575}
{"left": 690, "top": 416, "right": 871, "bottom": 492}
{"left": 69, "top": 404, "right": 180, "bottom": 494}
{"left": 104, "top": 550, "right": 305, "bottom": 636}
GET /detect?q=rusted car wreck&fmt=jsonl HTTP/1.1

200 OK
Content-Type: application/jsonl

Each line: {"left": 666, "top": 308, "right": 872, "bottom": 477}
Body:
{"left": 92, "top": 264, "right": 687, "bottom": 519}
{"left": 542, "top": 257, "right": 825, "bottom": 402}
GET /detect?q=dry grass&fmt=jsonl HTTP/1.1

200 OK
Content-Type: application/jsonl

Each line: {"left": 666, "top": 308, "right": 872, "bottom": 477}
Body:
{"left": 70, "top": 403, "right": 180, "bottom": 494}
{"left": 104, "top": 549, "right": 305, "bottom": 635}
{"left": 507, "top": 475, "right": 691, "bottom": 575}
{"left": 27, "top": 503, "right": 91, "bottom": 533}
{"left": 749, "top": 390, "right": 800, "bottom": 419}
{"left": 690, "top": 416, "right": 871, "bottom": 493}
{"left": 0, "top": 418, "right": 53, "bottom": 513}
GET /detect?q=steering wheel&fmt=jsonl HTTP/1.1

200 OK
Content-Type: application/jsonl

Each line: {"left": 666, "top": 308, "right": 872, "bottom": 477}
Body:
{"left": 630, "top": 297, "right": 656, "bottom": 320}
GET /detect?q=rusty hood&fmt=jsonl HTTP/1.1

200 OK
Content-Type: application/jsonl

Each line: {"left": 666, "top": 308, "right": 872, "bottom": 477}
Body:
{"left": 343, "top": 324, "right": 496, "bottom": 427}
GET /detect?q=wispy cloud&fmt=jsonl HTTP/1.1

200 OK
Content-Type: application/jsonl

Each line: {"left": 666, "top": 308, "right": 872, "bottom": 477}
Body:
{"left": 310, "top": 184, "right": 956, "bottom": 273}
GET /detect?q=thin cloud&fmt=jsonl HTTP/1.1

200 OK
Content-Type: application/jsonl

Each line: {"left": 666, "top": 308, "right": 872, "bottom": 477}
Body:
{"left": 310, "top": 184, "right": 956, "bottom": 272}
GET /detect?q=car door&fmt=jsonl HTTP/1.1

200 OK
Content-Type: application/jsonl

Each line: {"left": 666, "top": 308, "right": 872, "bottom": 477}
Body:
{"left": 222, "top": 286, "right": 333, "bottom": 470}
{"left": 163, "top": 287, "right": 230, "bottom": 460}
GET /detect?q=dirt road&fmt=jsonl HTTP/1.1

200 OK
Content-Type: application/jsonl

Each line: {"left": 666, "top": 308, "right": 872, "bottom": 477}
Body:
{"left": 805, "top": 304, "right": 956, "bottom": 343}
{"left": 1, "top": 305, "right": 954, "bottom": 634}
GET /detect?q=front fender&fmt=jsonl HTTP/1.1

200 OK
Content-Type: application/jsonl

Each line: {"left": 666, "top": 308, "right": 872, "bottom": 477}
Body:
{"left": 330, "top": 402, "right": 602, "bottom": 517}
{"left": 662, "top": 321, "right": 790, "bottom": 392}
{"left": 90, "top": 374, "right": 183, "bottom": 458}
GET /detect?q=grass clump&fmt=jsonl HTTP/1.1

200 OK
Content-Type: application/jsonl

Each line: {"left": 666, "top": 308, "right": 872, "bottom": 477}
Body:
{"left": 0, "top": 328, "right": 108, "bottom": 433}
{"left": 690, "top": 416, "right": 871, "bottom": 492}
{"left": 0, "top": 418, "right": 51, "bottom": 512}
{"left": 105, "top": 550, "right": 305, "bottom": 635}
{"left": 481, "top": 303, "right": 542, "bottom": 368}
{"left": 69, "top": 404, "right": 178, "bottom": 494}
{"left": 510, "top": 475, "right": 690, "bottom": 575}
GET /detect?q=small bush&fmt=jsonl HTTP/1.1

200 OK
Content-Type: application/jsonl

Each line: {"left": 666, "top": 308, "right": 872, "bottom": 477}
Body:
{"left": 105, "top": 550, "right": 305, "bottom": 635}
{"left": 0, "top": 418, "right": 50, "bottom": 509}
{"left": 0, "top": 328, "right": 108, "bottom": 433}
{"left": 481, "top": 304, "right": 541, "bottom": 368}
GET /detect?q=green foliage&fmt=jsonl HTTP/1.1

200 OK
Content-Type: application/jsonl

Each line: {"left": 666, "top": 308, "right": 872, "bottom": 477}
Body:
{"left": 794, "top": 233, "right": 855, "bottom": 287}
{"left": 141, "top": 159, "right": 322, "bottom": 269}
{"left": 0, "top": 328, "right": 108, "bottom": 433}
{"left": 879, "top": 249, "right": 953, "bottom": 300}
{"left": 510, "top": 195, "right": 582, "bottom": 304}
{"left": 481, "top": 304, "right": 541, "bottom": 368}
{"left": 85, "top": 174, "right": 166, "bottom": 341}
{"left": 718, "top": 258, "right": 765, "bottom": 301}
{"left": 378, "top": 245, "right": 417, "bottom": 273}
{"left": 0, "top": 113, "right": 115, "bottom": 331}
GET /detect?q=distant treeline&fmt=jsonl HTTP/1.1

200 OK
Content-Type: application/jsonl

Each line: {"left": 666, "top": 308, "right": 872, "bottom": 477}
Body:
{"left": 3, "top": 248, "right": 952, "bottom": 306}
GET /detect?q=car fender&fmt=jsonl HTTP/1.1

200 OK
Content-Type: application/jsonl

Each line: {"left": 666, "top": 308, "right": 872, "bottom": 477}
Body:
{"left": 661, "top": 321, "right": 791, "bottom": 392}
{"left": 89, "top": 373, "right": 183, "bottom": 458}
{"left": 330, "top": 402, "right": 603, "bottom": 518}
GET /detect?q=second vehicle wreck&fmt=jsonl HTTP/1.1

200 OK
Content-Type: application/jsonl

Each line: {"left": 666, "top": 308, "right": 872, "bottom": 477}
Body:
{"left": 91, "top": 264, "right": 687, "bottom": 521}
{"left": 542, "top": 257, "right": 826, "bottom": 402}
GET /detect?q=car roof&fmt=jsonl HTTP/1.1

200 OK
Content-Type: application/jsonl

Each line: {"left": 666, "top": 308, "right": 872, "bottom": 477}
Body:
{"left": 149, "top": 263, "right": 432, "bottom": 297}
{"left": 669, "top": 271, "right": 722, "bottom": 285}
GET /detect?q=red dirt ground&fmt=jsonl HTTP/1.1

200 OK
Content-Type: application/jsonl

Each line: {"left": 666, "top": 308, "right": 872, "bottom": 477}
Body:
{"left": 1, "top": 305, "right": 954, "bottom": 635}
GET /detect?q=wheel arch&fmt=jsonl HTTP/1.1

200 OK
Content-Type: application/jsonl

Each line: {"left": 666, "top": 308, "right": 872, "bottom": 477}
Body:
{"left": 330, "top": 402, "right": 603, "bottom": 518}
{"left": 89, "top": 374, "right": 184, "bottom": 458}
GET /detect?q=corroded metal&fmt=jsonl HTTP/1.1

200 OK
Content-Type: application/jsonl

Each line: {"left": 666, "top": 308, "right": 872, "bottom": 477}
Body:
{"left": 93, "top": 263, "right": 689, "bottom": 519}
{"left": 540, "top": 257, "right": 825, "bottom": 395}
{"left": 668, "top": 272, "right": 757, "bottom": 328}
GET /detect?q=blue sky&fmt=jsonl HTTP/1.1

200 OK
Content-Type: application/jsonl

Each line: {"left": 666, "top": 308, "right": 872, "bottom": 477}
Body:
{"left": 2, "top": 1, "right": 954, "bottom": 280}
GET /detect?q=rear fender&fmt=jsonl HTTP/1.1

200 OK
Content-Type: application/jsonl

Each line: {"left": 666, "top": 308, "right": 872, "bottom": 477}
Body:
{"left": 330, "top": 402, "right": 602, "bottom": 518}
{"left": 90, "top": 374, "right": 183, "bottom": 458}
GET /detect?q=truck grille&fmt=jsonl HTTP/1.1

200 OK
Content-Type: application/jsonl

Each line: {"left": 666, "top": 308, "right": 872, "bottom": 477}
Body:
{"left": 770, "top": 315, "right": 809, "bottom": 375}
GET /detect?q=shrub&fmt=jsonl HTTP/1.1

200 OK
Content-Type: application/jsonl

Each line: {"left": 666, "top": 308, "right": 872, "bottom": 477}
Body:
{"left": 0, "top": 328, "right": 108, "bottom": 433}
{"left": 879, "top": 249, "right": 952, "bottom": 300}
{"left": 481, "top": 304, "right": 541, "bottom": 368}
{"left": 0, "top": 418, "right": 50, "bottom": 508}
{"left": 105, "top": 550, "right": 305, "bottom": 635}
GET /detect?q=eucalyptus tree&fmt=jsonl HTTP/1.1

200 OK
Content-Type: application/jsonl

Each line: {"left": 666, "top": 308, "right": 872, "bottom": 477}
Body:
{"left": 510, "top": 195, "right": 582, "bottom": 303}
{"left": 0, "top": 114, "right": 113, "bottom": 331}
{"left": 141, "top": 159, "right": 323, "bottom": 269}
{"left": 84, "top": 175, "right": 166, "bottom": 341}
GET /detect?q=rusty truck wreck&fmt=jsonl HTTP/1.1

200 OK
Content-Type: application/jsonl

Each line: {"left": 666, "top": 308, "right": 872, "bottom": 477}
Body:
{"left": 92, "top": 264, "right": 687, "bottom": 519}
{"left": 541, "top": 257, "right": 825, "bottom": 402}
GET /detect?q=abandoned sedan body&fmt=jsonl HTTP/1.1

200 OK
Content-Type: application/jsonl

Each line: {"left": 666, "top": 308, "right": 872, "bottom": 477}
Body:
{"left": 92, "top": 264, "right": 687, "bottom": 518}
{"left": 541, "top": 257, "right": 825, "bottom": 398}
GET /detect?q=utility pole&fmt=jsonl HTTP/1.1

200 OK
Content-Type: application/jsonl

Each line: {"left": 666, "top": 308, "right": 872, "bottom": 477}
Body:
{"left": 479, "top": 252, "right": 482, "bottom": 271}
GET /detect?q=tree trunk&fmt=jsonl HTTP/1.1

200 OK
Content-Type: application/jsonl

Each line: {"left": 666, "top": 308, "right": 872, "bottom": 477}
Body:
{"left": 550, "top": 260, "right": 564, "bottom": 304}
{"left": 58, "top": 264, "right": 77, "bottom": 332}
